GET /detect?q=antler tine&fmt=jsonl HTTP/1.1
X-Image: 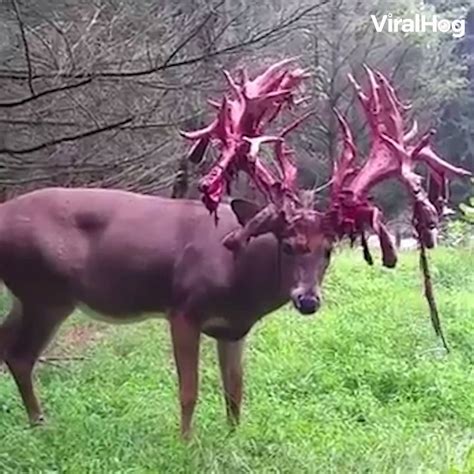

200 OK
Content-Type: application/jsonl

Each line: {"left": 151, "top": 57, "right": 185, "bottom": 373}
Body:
{"left": 414, "top": 144, "right": 472, "bottom": 178}
{"left": 214, "top": 96, "right": 233, "bottom": 140}
{"left": 273, "top": 139, "right": 298, "bottom": 194}
{"left": 403, "top": 123, "right": 471, "bottom": 180}
{"left": 374, "top": 70, "right": 412, "bottom": 142}
{"left": 252, "top": 156, "right": 281, "bottom": 195}
{"left": 243, "top": 136, "right": 282, "bottom": 161}
{"left": 347, "top": 72, "right": 365, "bottom": 97}
{"left": 250, "top": 57, "right": 296, "bottom": 92}
{"left": 333, "top": 108, "right": 357, "bottom": 168}
{"left": 258, "top": 57, "right": 296, "bottom": 77}
{"left": 294, "top": 95, "right": 312, "bottom": 106}
{"left": 348, "top": 69, "right": 379, "bottom": 133}
{"left": 268, "top": 110, "right": 314, "bottom": 198}
{"left": 329, "top": 108, "right": 359, "bottom": 203}
{"left": 362, "top": 64, "right": 381, "bottom": 116}
{"left": 240, "top": 67, "right": 249, "bottom": 84}
{"left": 208, "top": 99, "right": 221, "bottom": 108}
{"left": 410, "top": 129, "right": 436, "bottom": 160}
{"left": 374, "top": 69, "right": 412, "bottom": 112}
{"left": 180, "top": 120, "right": 216, "bottom": 141}
{"left": 239, "top": 67, "right": 249, "bottom": 96}
{"left": 223, "top": 69, "right": 244, "bottom": 100}
{"left": 404, "top": 119, "right": 418, "bottom": 144}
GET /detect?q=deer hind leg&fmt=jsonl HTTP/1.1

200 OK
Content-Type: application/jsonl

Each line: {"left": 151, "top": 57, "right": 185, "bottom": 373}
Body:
{"left": 217, "top": 338, "right": 245, "bottom": 428}
{"left": 0, "top": 295, "right": 23, "bottom": 362}
{"left": 3, "top": 301, "right": 73, "bottom": 426}
{"left": 169, "top": 312, "right": 201, "bottom": 440}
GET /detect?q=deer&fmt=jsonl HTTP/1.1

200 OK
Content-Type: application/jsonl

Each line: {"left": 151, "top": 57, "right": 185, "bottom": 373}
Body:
{"left": 0, "top": 60, "right": 470, "bottom": 439}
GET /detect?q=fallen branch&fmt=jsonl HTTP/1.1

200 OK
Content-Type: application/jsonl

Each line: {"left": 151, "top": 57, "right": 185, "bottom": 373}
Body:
{"left": 38, "top": 355, "right": 87, "bottom": 369}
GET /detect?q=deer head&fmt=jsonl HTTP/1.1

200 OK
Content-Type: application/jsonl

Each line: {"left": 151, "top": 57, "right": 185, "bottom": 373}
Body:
{"left": 182, "top": 60, "right": 471, "bottom": 323}
{"left": 181, "top": 59, "right": 332, "bottom": 314}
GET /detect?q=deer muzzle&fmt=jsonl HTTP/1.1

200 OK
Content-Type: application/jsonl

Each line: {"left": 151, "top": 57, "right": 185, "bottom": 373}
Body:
{"left": 291, "top": 291, "right": 321, "bottom": 315}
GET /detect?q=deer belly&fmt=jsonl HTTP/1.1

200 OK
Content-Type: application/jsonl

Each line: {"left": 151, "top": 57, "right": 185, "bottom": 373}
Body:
{"left": 201, "top": 317, "right": 251, "bottom": 341}
{"left": 78, "top": 303, "right": 165, "bottom": 324}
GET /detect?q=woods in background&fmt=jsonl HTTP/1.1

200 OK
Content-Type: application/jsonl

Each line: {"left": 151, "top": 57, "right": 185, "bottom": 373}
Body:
{"left": 0, "top": 0, "right": 473, "bottom": 219}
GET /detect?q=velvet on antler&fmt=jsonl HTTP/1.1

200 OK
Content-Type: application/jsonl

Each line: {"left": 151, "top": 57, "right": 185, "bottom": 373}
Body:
{"left": 181, "top": 59, "right": 316, "bottom": 249}
{"left": 181, "top": 60, "right": 312, "bottom": 209}
{"left": 330, "top": 67, "right": 471, "bottom": 351}
{"left": 329, "top": 66, "right": 471, "bottom": 268}
{"left": 182, "top": 58, "right": 471, "bottom": 350}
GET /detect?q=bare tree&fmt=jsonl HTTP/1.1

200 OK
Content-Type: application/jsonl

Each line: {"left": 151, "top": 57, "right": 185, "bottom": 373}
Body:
{"left": 0, "top": 0, "right": 326, "bottom": 196}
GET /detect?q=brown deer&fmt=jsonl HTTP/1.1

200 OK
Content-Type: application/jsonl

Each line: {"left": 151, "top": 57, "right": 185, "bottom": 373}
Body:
{"left": 0, "top": 61, "right": 470, "bottom": 439}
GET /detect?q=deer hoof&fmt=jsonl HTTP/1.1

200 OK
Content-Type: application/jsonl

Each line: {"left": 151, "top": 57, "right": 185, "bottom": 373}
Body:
{"left": 29, "top": 414, "right": 46, "bottom": 427}
{"left": 180, "top": 429, "right": 193, "bottom": 443}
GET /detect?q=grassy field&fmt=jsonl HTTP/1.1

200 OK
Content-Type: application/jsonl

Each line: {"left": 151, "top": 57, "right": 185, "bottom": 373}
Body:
{"left": 0, "top": 247, "right": 473, "bottom": 473}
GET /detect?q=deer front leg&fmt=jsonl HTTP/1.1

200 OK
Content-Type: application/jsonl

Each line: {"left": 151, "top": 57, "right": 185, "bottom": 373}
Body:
{"left": 217, "top": 338, "right": 245, "bottom": 428}
{"left": 169, "top": 313, "right": 201, "bottom": 440}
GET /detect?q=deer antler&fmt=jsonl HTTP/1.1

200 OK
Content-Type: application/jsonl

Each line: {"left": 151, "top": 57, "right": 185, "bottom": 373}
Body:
{"left": 329, "top": 67, "right": 471, "bottom": 268}
{"left": 182, "top": 59, "right": 314, "bottom": 248}
{"left": 183, "top": 58, "right": 472, "bottom": 351}
{"left": 330, "top": 67, "right": 472, "bottom": 350}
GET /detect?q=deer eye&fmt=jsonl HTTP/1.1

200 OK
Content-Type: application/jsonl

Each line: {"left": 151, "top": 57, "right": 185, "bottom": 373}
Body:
{"left": 281, "top": 241, "right": 295, "bottom": 255}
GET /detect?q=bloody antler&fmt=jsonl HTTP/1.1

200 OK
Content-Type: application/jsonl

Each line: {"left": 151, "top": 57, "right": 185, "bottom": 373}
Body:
{"left": 330, "top": 67, "right": 471, "bottom": 268}
{"left": 181, "top": 59, "right": 311, "bottom": 216}
{"left": 182, "top": 58, "right": 471, "bottom": 351}
{"left": 182, "top": 59, "right": 316, "bottom": 249}
{"left": 331, "top": 67, "right": 471, "bottom": 350}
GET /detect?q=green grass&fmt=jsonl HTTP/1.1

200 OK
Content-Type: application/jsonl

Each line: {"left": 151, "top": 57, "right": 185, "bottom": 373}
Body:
{"left": 0, "top": 247, "right": 473, "bottom": 473}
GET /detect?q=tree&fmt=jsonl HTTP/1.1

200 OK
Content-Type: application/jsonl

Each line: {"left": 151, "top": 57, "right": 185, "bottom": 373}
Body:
{"left": 0, "top": 0, "right": 325, "bottom": 196}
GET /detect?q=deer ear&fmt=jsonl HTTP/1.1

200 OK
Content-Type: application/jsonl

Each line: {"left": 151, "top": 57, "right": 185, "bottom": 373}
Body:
{"left": 230, "top": 199, "right": 261, "bottom": 226}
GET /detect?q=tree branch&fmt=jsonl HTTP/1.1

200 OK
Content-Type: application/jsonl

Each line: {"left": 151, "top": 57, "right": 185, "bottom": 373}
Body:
{"left": 0, "top": 116, "right": 133, "bottom": 155}
{"left": 161, "top": 0, "right": 224, "bottom": 69}
{"left": 0, "top": 78, "right": 93, "bottom": 108}
{"left": 0, "top": 2, "right": 328, "bottom": 81}
{"left": 11, "top": 0, "right": 34, "bottom": 95}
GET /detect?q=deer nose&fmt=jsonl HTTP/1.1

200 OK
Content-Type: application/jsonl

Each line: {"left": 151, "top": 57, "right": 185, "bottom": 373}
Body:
{"left": 295, "top": 294, "right": 320, "bottom": 315}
